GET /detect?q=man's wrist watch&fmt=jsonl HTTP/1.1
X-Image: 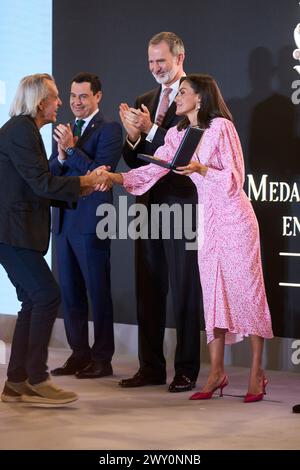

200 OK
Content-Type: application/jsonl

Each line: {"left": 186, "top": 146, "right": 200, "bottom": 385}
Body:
{"left": 66, "top": 147, "right": 75, "bottom": 156}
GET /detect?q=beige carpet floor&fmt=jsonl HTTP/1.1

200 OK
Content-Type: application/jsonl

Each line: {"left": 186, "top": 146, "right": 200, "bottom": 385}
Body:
{"left": 0, "top": 347, "right": 299, "bottom": 450}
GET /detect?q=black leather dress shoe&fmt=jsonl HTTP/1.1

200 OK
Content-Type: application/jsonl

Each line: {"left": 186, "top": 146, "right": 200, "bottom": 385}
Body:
{"left": 76, "top": 361, "right": 113, "bottom": 379}
{"left": 168, "top": 374, "right": 196, "bottom": 393}
{"left": 292, "top": 403, "right": 300, "bottom": 413}
{"left": 119, "top": 369, "right": 166, "bottom": 388}
{"left": 51, "top": 355, "right": 90, "bottom": 376}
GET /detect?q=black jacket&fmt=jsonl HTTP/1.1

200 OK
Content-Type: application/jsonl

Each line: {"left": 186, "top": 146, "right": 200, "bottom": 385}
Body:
{"left": 0, "top": 115, "right": 80, "bottom": 252}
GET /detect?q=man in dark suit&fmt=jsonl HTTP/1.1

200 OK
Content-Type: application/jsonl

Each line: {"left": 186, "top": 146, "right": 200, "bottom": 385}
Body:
{"left": 49, "top": 73, "right": 122, "bottom": 379}
{"left": 0, "top": 73, "right": 110, "bottom": 405}
{"left": 119, "top": 32, "right": 202, "bottom": 392}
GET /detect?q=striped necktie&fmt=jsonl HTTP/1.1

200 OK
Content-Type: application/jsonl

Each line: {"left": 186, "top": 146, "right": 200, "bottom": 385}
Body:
{"left": 155, "top": 88, "right": 172, "bottom": 126}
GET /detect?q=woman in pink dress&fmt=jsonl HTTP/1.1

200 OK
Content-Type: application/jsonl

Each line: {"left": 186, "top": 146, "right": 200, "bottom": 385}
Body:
{"left": 104, "top": 74, "right": 273, "bottom": 402}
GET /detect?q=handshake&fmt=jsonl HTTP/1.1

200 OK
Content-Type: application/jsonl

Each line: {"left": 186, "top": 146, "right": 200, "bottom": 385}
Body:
{"left": 79, "top": 166, "right": 114, "bottom": 196}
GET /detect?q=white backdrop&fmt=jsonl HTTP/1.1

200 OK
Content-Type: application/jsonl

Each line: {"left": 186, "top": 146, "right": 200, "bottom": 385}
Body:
{"left": 0, "top": 0, "right": 52, "bottom": 314}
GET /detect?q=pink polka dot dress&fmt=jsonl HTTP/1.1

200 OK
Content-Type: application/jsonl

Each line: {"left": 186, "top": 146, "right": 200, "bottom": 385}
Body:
{"left": 122, "top": 118, "right": 274, "bottom": 344}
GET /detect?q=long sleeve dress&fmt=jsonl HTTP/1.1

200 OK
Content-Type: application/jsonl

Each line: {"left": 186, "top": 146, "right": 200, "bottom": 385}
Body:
{"left": 122, "top": 118, "right": 274, "bottom": 344}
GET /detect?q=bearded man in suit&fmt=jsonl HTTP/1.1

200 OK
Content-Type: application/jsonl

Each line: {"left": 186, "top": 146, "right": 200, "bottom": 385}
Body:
{"left": 119, "top": 32, "right": 202, "bottom": 392}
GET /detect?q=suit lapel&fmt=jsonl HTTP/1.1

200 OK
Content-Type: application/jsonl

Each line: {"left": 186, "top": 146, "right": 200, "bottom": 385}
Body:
{"left": 148, "top": 88, "right": 161, "bottom": 121}
{"left": 161, "top": 100, "right": 177, "bottom": 128}
{"left": 144, "top": 87, "right": 177, "bottom": 127}
{"left": 76, "top": 112, "right": 104, "bottom": 147}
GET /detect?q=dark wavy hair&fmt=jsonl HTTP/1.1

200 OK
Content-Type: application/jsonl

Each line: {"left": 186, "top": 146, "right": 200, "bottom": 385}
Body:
{"left": 71, "top": 72, "right": 102, "bottom": 95}
{"left": 177, "top": 74, "right": 233, "bottom": 131}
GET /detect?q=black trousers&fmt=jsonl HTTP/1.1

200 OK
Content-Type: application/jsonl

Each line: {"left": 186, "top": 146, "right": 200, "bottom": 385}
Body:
{"left": 0, "top": 243, "right": 60, "bottom": 384}
{"left": 135, "top": 177, "right": 202, "bottom": 381}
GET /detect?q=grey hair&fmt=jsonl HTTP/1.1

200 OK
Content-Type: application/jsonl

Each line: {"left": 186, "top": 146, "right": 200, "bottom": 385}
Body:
{"left": 148, "top": 32, "right": 185, "bottom": 56}
{"left": 9, "top": 73, "right": 54, "bottom": 118}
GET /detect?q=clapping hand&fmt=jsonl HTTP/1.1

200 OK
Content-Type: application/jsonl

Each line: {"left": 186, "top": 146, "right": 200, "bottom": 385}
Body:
{"left": 119, "top": 103, "right": 141, "bottom": 142}
{"left": 121, "top": 103, "right": 152, "bottom": 134}
{"left": 53, "top": 123, "right": 77, "bottom": 150}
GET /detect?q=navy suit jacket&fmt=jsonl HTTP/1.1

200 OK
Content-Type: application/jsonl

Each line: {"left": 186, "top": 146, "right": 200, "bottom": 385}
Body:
{"left": 49, "top": 111, "right": 122, "bottom": 234}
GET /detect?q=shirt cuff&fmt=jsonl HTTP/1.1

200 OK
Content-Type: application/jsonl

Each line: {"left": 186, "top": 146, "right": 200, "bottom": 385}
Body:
{"left": 146, "top": 124, "right": 158, "bottom": 143}
{"left": 126, "top": 135, "right": 141, "bottom": 150}
{"left": 58, "top": 157, "right": 66, "bottom": 165}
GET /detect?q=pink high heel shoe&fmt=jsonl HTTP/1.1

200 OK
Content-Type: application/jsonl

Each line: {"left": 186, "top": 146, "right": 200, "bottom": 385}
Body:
{"left": 244, "top": 375, "right": 268, "bottom": 403}
{"left": 189, "top": 375, "right": 228, "bottom": 400}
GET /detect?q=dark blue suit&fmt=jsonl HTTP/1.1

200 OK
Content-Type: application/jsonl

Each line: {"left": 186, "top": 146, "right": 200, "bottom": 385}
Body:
{"left": 49, "top": 111, "right": 122, "bottom": 363}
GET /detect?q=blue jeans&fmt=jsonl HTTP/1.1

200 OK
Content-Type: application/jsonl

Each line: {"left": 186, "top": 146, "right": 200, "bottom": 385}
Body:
{"left": 0, "top": 243, "right": 60, "bottom": 384}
